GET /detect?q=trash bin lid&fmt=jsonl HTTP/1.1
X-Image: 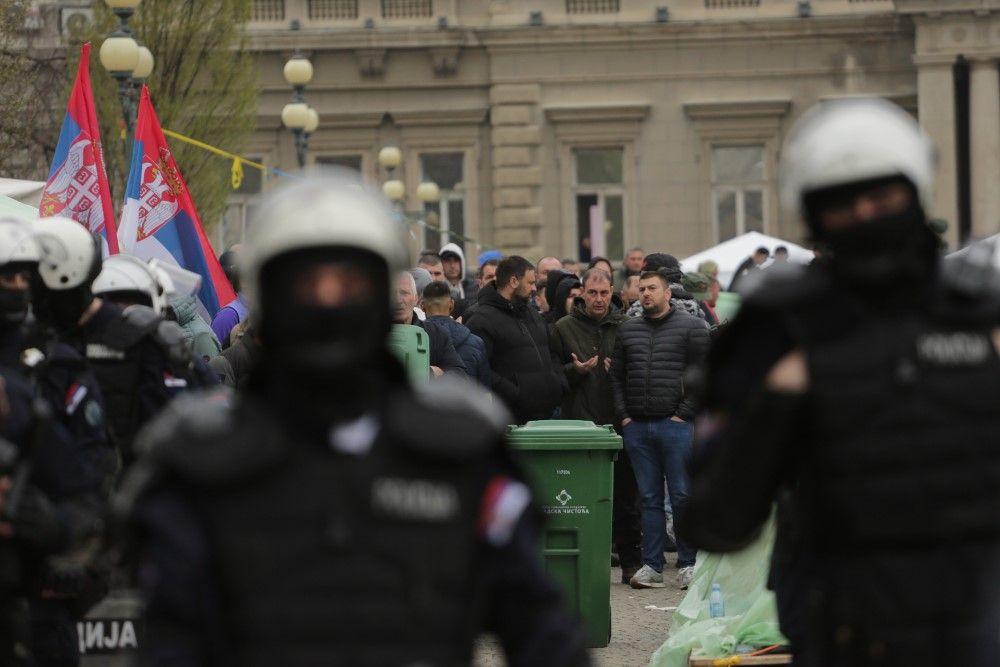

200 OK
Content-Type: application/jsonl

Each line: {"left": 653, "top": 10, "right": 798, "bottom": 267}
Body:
{"left": 506, "top": 420, "right": 622, "bottom": 451}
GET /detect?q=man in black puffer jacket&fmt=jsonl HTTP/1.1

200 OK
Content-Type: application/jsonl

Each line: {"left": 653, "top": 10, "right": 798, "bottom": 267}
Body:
{"left": 466, "top": 256, "right": 565, "bottom": 424}
{"left": 610, "top": 269, "right": 710, "bottom": 590}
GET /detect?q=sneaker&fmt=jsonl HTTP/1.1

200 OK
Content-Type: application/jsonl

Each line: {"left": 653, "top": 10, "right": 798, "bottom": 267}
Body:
{"left": 677, "top": 566, "right": 695, "bottom": 590}
{"left": 629, "top": 564, "right": 665, "bottom": 589}
{"left": 620, "top": 564, "right": 640, "bottom": 584}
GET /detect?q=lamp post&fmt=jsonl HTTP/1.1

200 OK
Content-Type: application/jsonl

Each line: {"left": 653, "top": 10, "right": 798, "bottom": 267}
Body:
{"left": 99, "top": 0, "right": 142, "bottom": 159}
{"left": 282, "top": 52, "right": 317, "bottom": 169}
{"left": 378, "top": 146, "right": 441, "bottom": 246}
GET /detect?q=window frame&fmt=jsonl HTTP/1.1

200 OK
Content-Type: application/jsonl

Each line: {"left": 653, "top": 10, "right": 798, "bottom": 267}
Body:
{"left": 418, "top": 150, "right": 467, "bottom": 251}
{"left": 710, "top": 143, "right": 768, "bottom": 242}
{"left": 572, "top": 146, "right": 626, "bottom": 261}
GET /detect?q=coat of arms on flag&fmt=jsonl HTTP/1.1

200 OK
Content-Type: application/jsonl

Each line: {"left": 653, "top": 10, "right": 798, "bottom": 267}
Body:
{"left": 136, "top": 148, "right": 183, "bottom": 241}
{"left": 40, "top": 137, "right": 106, "bottom": 232}
{"left": 118, "top": 85, "right": 235, "bottom": 319}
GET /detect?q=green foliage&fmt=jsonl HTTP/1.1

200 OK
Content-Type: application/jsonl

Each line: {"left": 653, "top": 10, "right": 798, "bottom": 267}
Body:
{"left": 82, "top": 0, "right": 258, "bottom": 231}
{"left": 0, "top": 1, "right": 69, "bottom": 178}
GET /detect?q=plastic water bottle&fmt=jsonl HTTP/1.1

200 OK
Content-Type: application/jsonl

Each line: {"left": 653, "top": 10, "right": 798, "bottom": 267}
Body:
{"left": 709, "top": 583, "right": 724, "bottom": 618}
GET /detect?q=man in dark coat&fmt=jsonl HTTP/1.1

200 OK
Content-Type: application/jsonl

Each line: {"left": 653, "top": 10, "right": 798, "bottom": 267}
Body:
{"left": 549, "top": 267, "right": 641, "bottom": 582}
{"left": 421, "top": 281, "right": 490, "bottom": 386}
{"left": 544, "top": 273, "right": 582, "bottom": 327}
{"left": 466, "top": 256, "right": 565, "bottom": 424}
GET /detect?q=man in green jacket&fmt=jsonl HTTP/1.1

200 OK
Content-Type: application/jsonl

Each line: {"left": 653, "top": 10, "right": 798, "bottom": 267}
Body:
{"left": 549, "top": 267, "right": 642, "bottom": 582}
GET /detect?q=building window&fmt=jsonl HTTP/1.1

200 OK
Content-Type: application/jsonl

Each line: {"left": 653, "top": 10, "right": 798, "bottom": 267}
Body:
{"left": 566, "top": 0, "right": 619, "bottom": 12}
{"left": 420, "top": 152, "right": 465, "bottom": 253}
{"left": 316, "top": 154, "right": 363, "bottom": 172}
{"left": 712, "top": 145, "right": 766, "bottom": 242}
{"left": 252, "top": 0, "right": 285, "bottom": 21}
{"left": 308, "top": 0, "right": 359, "bottom": 19}
{"left": 705, "top": 0, "right": 759, "bottom": 7}
{"left": 574, "top": 147, "right": 624, "bottom": 263}
{"left": 381, "top": 0, "right": 432, "bottom": 19}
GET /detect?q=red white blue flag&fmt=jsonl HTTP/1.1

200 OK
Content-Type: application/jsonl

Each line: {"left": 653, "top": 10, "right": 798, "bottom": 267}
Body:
{"left": 40, "top": 43, "right": 119, "bottom": 255}
{"left": 117, "top": 86, "right": 235, "bottom": 318}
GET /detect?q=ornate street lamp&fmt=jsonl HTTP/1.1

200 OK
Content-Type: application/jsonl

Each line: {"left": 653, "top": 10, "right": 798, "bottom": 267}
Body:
{"left": 282, "top": 52, "right": 316, "bottom": 168}
{"left": 99, "top": 0, "right": 142, "bottom": 158}
{"left": 378, "top": 146, "right": 404, "bottom": 202}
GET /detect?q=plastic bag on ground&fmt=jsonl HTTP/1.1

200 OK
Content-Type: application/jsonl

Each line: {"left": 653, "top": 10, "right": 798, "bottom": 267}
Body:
{"left": 648, "top": 515, "right": 787, "bottom": 667}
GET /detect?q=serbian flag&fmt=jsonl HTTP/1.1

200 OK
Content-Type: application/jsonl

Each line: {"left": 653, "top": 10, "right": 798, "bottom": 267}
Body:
{"left": 117, "top": 86, "right": 235, "bottom": 319}
{"left": 40, "top": 43, "right": 118, "bottom": 255}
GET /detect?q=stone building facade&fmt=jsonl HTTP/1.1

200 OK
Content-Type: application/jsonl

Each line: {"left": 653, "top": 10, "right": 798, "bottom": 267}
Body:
{"left": 48, "top": 0, "right": 1000, "bottom": 260}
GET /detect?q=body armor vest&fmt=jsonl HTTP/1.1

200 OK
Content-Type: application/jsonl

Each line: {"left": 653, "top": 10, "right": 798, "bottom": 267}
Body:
{"left": 188, "top": 400, "right": 497, "bottom": 666}
{"left": 788, "top": 296, "right": 1000, "bottom": 665}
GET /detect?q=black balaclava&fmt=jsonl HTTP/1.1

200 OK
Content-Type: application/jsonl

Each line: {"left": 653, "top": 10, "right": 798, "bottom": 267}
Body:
{"left": 254, "top": 247, "right": 391, "bottom": 424}
{"left": 0, "top": 263, "right": 33, "bottom": 330}
{"left": 30, "top": 240, "right": 102, "bottom": 334}
{"left": 804, "top": 177, "right": 939, "bottom": 294}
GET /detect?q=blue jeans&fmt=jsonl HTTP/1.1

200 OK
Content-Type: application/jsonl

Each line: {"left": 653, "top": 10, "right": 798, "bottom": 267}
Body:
{"left": 623, "top": 417, "right": 696, "bottom": 571}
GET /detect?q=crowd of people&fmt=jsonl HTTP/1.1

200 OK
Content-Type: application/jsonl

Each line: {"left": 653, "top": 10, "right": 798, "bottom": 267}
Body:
{"left": 394, "top": 244, "right": 726, "bottom": 591}
{"left": 0, "top": 96, "right": 997, "bottom": 667}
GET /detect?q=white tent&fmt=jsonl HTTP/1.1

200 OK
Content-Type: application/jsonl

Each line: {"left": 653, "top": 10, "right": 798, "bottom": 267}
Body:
{"left": 0, "top": 178, "right": 45, "bottom": 207}
{"left": 680, "top": 231, "right": 814, "bottom": 288}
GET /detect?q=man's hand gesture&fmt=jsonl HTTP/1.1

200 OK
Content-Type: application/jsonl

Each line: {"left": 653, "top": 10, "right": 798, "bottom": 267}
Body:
{"left": 570, "top": 353, "right": 599, "bottom": 375}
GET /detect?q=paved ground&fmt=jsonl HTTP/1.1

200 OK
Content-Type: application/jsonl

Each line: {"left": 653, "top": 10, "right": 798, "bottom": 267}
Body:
{"left": 474, "top": 566, "right": 687, "bottom": 666}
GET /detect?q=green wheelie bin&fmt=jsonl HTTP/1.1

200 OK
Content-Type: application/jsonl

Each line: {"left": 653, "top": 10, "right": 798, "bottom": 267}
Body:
{"left": 387, "top": 323, "right": 430, "bottom": 384}
{"left": 506, "top": 420, "right": 622, "bottom": 648}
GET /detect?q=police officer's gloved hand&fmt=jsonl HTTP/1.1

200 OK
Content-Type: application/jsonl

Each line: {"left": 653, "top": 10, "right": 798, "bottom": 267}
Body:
{"left": 10, "top": 486, "right": 63, "bottom": 552}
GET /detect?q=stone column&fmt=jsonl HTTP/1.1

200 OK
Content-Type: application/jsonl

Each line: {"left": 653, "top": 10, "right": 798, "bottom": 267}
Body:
{"left": 916, "top": 56, "right": 959, "bottom": 248}
{"left": 969, "top": 57, "right": 1000, "bottom": 238}
{"left": 489, "top": 84, "right": 544, "bottom": 257}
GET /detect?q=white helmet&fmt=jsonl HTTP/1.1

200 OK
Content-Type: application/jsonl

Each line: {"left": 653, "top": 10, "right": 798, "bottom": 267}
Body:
{"left": 92, "top": 253, "right": 166, "bottom": 313}
{"left": 0, "top": 216, "right": 40, "bottom": 268}
{"left": 780, "top": 98, "right": 935, "bottom": 219}
{"left": 242, "top": 171, "right": 408, "bottom": 311}
{"left": 33, "top": 216, "right": 101, "bottom": 291}
{"left": 151, "top": 265, "right": 176, "bottom": 301}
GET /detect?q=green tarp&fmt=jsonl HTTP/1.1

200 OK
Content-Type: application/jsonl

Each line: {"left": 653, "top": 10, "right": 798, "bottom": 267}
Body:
{"left": 649, "top": 516, "right": 787, "bottom": 667}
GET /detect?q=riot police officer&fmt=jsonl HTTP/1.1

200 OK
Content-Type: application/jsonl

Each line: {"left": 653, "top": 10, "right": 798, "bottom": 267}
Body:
{"left": 119, "top": 174, "right": 589, "bottom": 666}
{"left": 32, "top": 224, "right": 205, "bottom": 468}
{"left": 679, "top": 99, "right": 1000, "bottom": 666}
{"left": 0, "top": 217, "right": 108, "bottom": 665}
{"left": 92, "top": 253, "right": 217, "bottom": 398}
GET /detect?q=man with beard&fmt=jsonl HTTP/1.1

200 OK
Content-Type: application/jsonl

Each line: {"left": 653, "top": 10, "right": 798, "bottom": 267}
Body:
{"left": 118, "top": 175, "right": 589, "bottom": 666}
{"left": 679, "top": 99, "right": 1000, "bottom": 666}
{"left": 610, "top": 270, "right": 710, "bottom": 590}
{"left": 466, "top": 255, "right": 565, "bottom": 424}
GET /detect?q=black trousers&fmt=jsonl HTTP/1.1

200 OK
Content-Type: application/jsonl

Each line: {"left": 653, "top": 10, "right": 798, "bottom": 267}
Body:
{"left": 612, "top": 448, "right": 642, "bottom": 570}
